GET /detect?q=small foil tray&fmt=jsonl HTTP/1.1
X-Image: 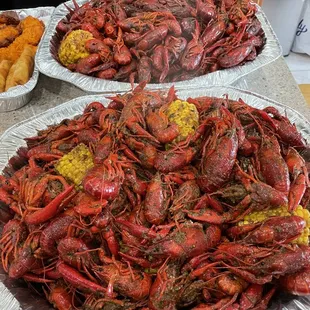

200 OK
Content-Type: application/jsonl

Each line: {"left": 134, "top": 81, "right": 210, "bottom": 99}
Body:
{"left": 0, "top": 6, "right": 55, "bottom": 113}
{"left": 0, "top": 86, "right": 310, "bottom": 309}
{"left": 35, "top": 0, "right": 282, "bottom": 93}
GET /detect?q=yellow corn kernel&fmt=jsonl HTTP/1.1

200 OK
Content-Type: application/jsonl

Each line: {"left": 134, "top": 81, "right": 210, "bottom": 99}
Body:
{"left": 55, "top": 143, "right": 94, "bottom": 188}
{"left": 58, "top": 30, "right": 93, "bottom": 67}
{"left": 165, "top": 100, "right": 199, "bottom": 142}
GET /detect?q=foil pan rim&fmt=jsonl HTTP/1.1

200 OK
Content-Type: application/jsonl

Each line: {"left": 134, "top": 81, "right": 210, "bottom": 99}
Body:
{"left": 1, "top": 86, "right": 309, "bottom": 310}
{"left": 0, "top": 6, "right": 55, "bottom": 112}
{"left": 35, "top": 0, "right": 282, "bottom": 93}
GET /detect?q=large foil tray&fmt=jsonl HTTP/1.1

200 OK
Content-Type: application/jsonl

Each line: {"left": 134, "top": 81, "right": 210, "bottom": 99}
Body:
{"left": 0, "top": 7, "right": 55, "bottom": 112}
{"left": 35, "top": 0, "right": 282, "bottom": 93}
{"left": 0, "top": 86, "right": 309, "bottom": 310}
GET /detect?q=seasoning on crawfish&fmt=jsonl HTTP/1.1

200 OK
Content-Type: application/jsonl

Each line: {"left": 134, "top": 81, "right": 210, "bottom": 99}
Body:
{"left": 1, "top": 84, "right": 310, "bottom": 309}
{"left": 53, "top": 0, "right": 266, "bottom": 83}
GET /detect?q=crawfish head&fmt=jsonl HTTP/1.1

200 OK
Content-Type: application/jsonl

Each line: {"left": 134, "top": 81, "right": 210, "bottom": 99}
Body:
{"left": 149, "top": 262, "right": 185, "bottom": 310}
{"left": 216, "top": 183, "right": 248, "bottom": 204}
{"left": 82, "top": 156, "right": 125, "bottom": 201}
{"left": 146, "top": 222, "right": 220, "bottom": 260}
{"left": 177, "top": 280, "right": 206, "bottom": 307}
{"left": 198, "top": 129, "right": 239, "bottom": 193}
{"left": 254, "top": 245, "right": 310, "bottom": 276}
{"left": 95, "top": 263, "right": 152, "bottom": 301}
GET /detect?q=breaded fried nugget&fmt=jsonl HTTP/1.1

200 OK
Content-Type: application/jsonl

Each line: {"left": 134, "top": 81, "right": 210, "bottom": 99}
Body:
{"left": 0, "top": 16, "right": 44, "bottom": 62}
{"left": 0, "top": 25, "right": 21, "bottom": 48}
{"left": 20, "top": 16, "right": 45, "bottom": 45}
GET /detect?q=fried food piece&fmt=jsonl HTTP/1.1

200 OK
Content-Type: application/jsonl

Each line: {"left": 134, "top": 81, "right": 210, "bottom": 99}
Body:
{"left": 5, "top": 45, "right": 36, "bottom": 91}
{"left": 0, "top": 16, "right": 44, "bottom": 62}
{"left": 19, "top": 16, "right": 45, "bottom": 45}
{"left": 0, "top": 59, "right": 13, "bottom": 92}
{"left": 0, "top": 11, "right": 20, "bottom": 25}
{"left": 0, "top": 25, "right": 21, "bottom": 48}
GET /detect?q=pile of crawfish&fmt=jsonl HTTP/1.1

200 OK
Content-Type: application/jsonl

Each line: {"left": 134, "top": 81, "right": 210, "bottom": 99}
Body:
{"left": 54, "top": 0, "right": 265, "bottom": 83}
{"left": 1, "top": 84, "right": 310, "bottom": 310}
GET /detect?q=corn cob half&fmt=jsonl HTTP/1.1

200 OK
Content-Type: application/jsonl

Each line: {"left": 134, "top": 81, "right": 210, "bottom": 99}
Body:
{"left": 55, "top": 143, "right": 94, "bottom": 189}
{"left": 238, "top": 205, "right": 310, "bottom": 245}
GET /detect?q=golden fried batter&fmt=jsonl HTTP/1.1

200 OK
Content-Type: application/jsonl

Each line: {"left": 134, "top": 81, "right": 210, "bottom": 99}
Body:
{"left": 5, "top": 45, "right": 36, "bottom": 91}
{"left": 0, "top": 59, "right": 13, "bottom": 92}
{"left": 0, "top": 25, "right": 20, "bottom": 48}
{"left": 0, "top": 16, "right": 44, "bottom": 62}
{"left": 20, "top": 16, "right": 45, "bottom": 45}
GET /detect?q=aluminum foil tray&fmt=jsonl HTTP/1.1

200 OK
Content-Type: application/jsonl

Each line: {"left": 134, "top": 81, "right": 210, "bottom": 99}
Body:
{"left": 0, "top": 6, "right": 55, "bottom": 113}
{"left": 0, "top": 86, "right": 309, "bottom": 309}
{"left": 35, "top": 0, "right": 282, "bottom": 93}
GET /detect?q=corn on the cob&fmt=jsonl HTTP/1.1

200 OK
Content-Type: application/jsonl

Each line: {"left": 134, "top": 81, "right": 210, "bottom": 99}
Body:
{"left": 58, "top": 30, "right": 93, "bottom": 67}
{"left": 165, "top": 99, "right": 199, "bottom": 142}
{"left": 238, "top": 205, "right": 310, "bottom": 245}
{"left": 55, "top": 143, "right": 94, "bottom": 188}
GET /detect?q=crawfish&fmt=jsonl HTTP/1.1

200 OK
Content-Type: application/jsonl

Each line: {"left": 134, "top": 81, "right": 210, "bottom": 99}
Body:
{"left": 137, "top": 56, "right": 152, "bottom": 83}
{"left": 82, "top": 154, "right": 130, "bottom": 200}
{"left": 149, "top": 262, "right": 185, "bottom": 310}
{"left": 201, "top": 19, "right": 226, "bottom": 47}
{"left": 218, "top": 36, "right": 263, "bottom": 68}
{"left": 125, "top": 137, "right": 158, "bottom": 169}
{"left": 146, "top": 222, "right": 221, "bottom": 260}
{"left": 224, "top": 245, "right": 310, "bottom": 285}
{"left": 196, "top": 0, "right": 216, "bottom": 22}
{"left": 134, "top": 0, "right": 196, "bottom": 18}
{"left": 212, "top": 243, "right": 272, "bottom": 267}
{"left": 8, "top": 232, "right": 42, "bottom": 279}
{"left": 198, "top": 115, "right": 239, "bottom": 193}
{"left": 85, "top": 39, "right": 112, "bottom": 60}
{"left": 144, "top": 173, "right": 170, "bottom": 225}
{"left": 154, "top": 145, "right": 198, "bottom": 173}
{"left": 218, "top": 167, "right": 289, "bottom": 212}
{"left": 170, "top": 180, "right": 201, "bottom": 220}
{"left": 47, "top": 281, "right": 74, "bottom": 310}
{"left": 286, "top": 147, "right": 309, "bottom": 211}
{"left": 24, "top": 185, "right": 75, "bottom": 225}
{"left": 117, "top": 85, "right": 161, "bottom": 143}
{"left": 203, "top": 270, "right": 249, "bottom": 297}
{"left": 94, "top": 259, "right": 152, "bottom": 300}
{"left": 75, "top": 53, "right": 102, "bottom": 74}
{"left": 109, "top": 0, "right": 127, "bottom": 21}
{"left": 239, "top": 284, "right": 264, "bottom": 310}
{"left": 256, "top": 134, "right": 290, "bottom": 193}
{"left": 280, "top": 268, "right": 310, "bottom": 296}
{"left": 165, "top": 35, "right": 187, "bottom": 62}
{"left": 263, "top": 106, "right": 306, "bottom": 148}
{"left": 180, "top": 32, "right": 204, "bottom": 71}
{"left": 83, "top": 8, "right": 106, "bottom": 30}
{"left": 151, "top": 45, "right": 170, "bottom": 82}
{"left": 145, "top": 107, "right": 180, "bottom": 144}
{"left": 40, "top": 214, "right": 75, "bottom": 256}
{"left": 137, "top": 25, "right": 169, "bottom": 51}
{"left": 227, "top": 216, "right": 306, "bottom": 244}
{"left": 0, "top": 219, "right": 27, "bottom": 272}
{"left": 113, "top": 27, "right": 132, "bottom": 65}
{"left": 57, "top": 260, "right": 106, "bottom": 295}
